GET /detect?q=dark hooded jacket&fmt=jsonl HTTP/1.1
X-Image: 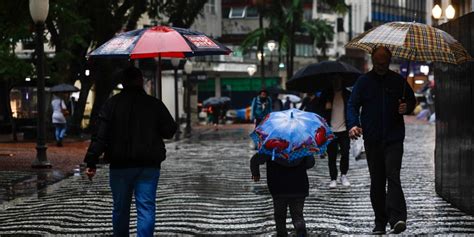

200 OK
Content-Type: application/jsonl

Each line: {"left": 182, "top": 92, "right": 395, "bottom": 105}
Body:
{"left": 84, "top": 87, "right": 177, "bottom": 169}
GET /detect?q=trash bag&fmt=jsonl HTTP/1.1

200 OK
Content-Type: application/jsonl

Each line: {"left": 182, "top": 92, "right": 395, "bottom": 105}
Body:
{"left": 350, "top": 137, "right": 364, "bottom": 160}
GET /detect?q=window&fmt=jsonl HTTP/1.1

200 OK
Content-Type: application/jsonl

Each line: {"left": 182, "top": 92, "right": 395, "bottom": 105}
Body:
{"left": 206, "top": 0, "right": 216, "bottom": 15}
{"left": 246, "top": 7, "right": 259, "bottom": 18}
{"left": 229, "top": 7, "right": 245, "bottom": 18}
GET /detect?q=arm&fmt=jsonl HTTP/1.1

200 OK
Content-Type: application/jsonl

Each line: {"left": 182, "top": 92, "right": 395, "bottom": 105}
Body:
{"left": 347, "top": 78, "right": 363, "bottom": 129}
{"left": 84, "top": 99, "right": 114, "bottom": 169}
{"left": 347, "top": 78, "right": 364, "bottom": 139}
{"left": 156, "top": 100, "right": 178, "bottom": 139}
{"left": 250, "top": 153, "right": 268, "bottom": 181}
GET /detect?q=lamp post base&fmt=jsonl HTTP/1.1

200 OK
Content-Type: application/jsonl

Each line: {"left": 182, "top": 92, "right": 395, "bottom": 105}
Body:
{"left": 32, "top": 145, "right": 51, "bottom": 168}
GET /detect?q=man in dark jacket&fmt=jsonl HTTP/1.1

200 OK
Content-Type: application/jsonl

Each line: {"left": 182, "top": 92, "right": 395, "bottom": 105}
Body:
{"left": 84, "top": 66, "right": 177, "bottom": 237}
{"left": 251, "top": 154, "right": 315, "bottom": 236}
{"left": 347, "top": 46, "right": 416, "bottom": 235}
{"left": 316, "top": 76, "right": 352, "bottom": 189}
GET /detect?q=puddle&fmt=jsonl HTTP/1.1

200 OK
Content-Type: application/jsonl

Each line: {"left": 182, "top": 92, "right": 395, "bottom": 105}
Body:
{"left": 0, "top": 169, "right": 73, "bottom": 205}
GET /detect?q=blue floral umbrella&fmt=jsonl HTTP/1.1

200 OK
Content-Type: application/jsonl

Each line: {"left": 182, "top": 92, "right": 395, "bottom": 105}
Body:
{"left": 250, "top": 109, "right": 334, "bottom": 167}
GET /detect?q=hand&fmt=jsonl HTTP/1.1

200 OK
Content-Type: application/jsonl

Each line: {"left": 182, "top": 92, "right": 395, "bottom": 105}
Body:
{"left": 85, "top": 168, "right": 96, "bottom": 181}
{"left": 398, "top": 99, "right": 407, "bottom": 114}
{"left": 349, "top": 126, "right": 363, "bottom": 139}
{"left": 252, "top": 176, "right": 260, "bottom": 182}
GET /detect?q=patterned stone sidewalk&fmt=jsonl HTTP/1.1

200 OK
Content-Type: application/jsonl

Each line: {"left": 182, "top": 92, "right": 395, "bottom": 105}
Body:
{"left": 0, "top": 122, "right": 473, "bottom": 235}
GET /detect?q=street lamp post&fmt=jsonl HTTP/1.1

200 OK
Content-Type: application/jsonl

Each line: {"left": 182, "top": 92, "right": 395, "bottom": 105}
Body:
{"left": 30, "top": 0, "right": 51, "bottom": 168}
{"left": 267, "top": 40, "right": 276, "bottom": 77}
{"left": 184, "top": 60, "right": 193, "bottom": 136}
{"left": 257, "top": 52, "right": 265, "bottom": 88}
{"left": 171, "top": 58, "right": 181, "bottom": 140}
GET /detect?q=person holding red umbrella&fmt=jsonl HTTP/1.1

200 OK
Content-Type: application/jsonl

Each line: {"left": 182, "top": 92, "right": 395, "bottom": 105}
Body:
{"left": 84, "top": 66, "right": 177, "bottom": 236}
{"left": 347, "top": 46, "right": 416, "bottom": 235}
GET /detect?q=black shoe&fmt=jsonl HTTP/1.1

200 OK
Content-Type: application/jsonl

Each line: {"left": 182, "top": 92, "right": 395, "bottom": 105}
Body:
{"left": 372, "top": 226, "right": 386, "bottom": 235}
{"left": 56, "top": 141, "right": 63, "bottom": 147}
{"left": 390, "top": 221, "right": 406, "bottom": 234}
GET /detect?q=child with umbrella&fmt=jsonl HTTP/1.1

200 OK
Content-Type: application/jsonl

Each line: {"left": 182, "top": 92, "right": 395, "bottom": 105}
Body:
{"left": 250, "top": 109, "right": 333, "bottom": 236}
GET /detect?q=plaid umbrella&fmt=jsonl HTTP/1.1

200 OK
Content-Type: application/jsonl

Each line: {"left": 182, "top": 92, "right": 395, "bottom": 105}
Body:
{"left": 345, "top": 21, "right": 472, "bottom": 64}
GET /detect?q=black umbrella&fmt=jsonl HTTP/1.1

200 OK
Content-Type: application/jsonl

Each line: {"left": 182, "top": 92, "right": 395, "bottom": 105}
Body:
{"left": 286, "top": 61, "right": 363, "bottom": 92}
{"left": 266, "top": 86, "right": 299, "bottom": 95}
{"left": 203, "top": 97, "right": 222, "bottom": 107}
{"left": 50, "top": 83, "right": 80, "bottom": 93}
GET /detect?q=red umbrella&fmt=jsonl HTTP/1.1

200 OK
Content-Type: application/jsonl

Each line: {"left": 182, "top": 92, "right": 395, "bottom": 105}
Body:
{"left": 88, "top": 26, "right": 232, "bottom": 99}
{"left": 88, "top": 26, "right": 231, "bottom": 59}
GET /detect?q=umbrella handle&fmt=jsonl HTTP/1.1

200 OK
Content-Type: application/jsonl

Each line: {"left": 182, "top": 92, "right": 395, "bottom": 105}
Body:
{"left": 402, "top": 60, "right": 410, "bottom": 102}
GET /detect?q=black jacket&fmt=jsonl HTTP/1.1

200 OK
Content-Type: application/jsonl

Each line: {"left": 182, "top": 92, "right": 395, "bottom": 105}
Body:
{"left": 315, "top": 88, "right": 351, "bottom": 129}
{"left": 347, "top": 70, "right": 416, "bottom": 143}
{"left": 250, "top": 154, "right": 315, "bottom": 198}
{"left": 84, "top": 87, "right": 177, "bottom": 169}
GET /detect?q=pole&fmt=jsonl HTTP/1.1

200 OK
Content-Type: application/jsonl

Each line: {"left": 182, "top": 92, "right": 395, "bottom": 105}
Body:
{"left": 269, "top": 52, "right": 273, "bottom": 77}
{"left": 32, "top": 23, "right": 50, "bottom": 168}
{"left": 185, "top": 74, "right": 192, "bottom": 135}
{"left": 349, "top": 5, "right": 353, "bottom": 41}
{"left": 157, "top": 56, "right": 162, "bottom": 100}
{"left": 174, "top": 68, "right": 181, "bottom": 140}
{"left": 402, "top": 60, "right": 411, "bottom": 102}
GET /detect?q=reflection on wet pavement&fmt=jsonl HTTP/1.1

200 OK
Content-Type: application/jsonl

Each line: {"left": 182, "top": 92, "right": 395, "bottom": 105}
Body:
{"left": 0, "top": 123, "right": 473, "bottom": 235}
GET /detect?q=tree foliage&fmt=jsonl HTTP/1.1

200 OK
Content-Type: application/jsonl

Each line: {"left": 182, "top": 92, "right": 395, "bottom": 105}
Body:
{"left": 0, "top": 0, "right": 207, "bottom": 131}
{"left": 240, "top": 0, "right": 348, "bottom": 78}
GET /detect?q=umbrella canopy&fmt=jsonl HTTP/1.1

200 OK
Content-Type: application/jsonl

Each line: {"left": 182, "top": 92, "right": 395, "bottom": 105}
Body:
{"left": 267, "top": 86, "right": 299, "bottom": 95}
{"left": 50, "top": 83, "right": 79, "bottom": 93}
{"left": 88, "top": 26, "right": 232, "bottom": 59}
{"left": 203, "top": 97, "right": 222, "bottom": 107}
{"left": 203, "top": 97, "right": 231, "bottom": 107}
{"left": 219, "top": 96, "right": 231, "bottom": 103}
{"left": 345, "top": 21, "right": 472, "bottom": 64}
{"left": 250, "top": 109, "right": 334, "bottom": 167}
{"left": 287, "top": 61, "right": 363, "bottom": 92}
{"left": 281, "top": 94, "right": 301, "bottom": 103}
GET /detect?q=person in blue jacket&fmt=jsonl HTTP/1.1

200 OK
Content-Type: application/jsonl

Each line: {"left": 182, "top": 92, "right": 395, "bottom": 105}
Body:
{"left": 347, "top": 46, "right": 416, "bottom": 235}
{"left": 251, "top": 90, "right": 272, "bottom": 127}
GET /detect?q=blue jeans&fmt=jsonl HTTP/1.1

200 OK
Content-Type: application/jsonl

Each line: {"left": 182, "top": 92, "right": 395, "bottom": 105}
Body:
{"left": 53, "top": 123, "right": 66, "bottom": 142}
{"left": 109, "top": 168, "right": 161, "bottom": 237}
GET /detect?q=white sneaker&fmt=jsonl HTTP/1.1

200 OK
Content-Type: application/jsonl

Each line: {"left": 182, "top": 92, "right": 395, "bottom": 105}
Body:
{"left": 329, "top": 180, "right": 337, "bottom": 189}
{"left": 340, "top": 175, "right": 351, "bottom": 187}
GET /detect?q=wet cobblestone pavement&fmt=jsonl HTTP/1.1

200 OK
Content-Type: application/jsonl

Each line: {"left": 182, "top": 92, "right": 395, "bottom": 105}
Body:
{"left": 0, "top": 122, "right": 473, "bottom": 235}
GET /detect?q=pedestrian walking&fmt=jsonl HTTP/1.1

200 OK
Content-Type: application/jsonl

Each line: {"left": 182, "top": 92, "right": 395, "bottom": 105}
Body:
{"left": 51, "top": 93, "right": 69, "bottom": 147}
{"left": 283, "top": 96, "right": 291, "bottom": 110}
{"left": 251, "top": 90, "right": 272, "bottom": 127}
{"left": 347, "top": 46, "right": 416, "bottom": 234}
{"left": 316, "top": 76, "right": 352, "bottom": 189}
{"left": 272, "top": 93, "right": 284, "bottom": 112}
{"left": 210, "top": 104, "right": 221, "bottom": 130}
{"left": 84, "top": 66, "right": 177, "bottom": 237}
{"left": 250, "top": 153, "right": 315, "bottom": 236}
